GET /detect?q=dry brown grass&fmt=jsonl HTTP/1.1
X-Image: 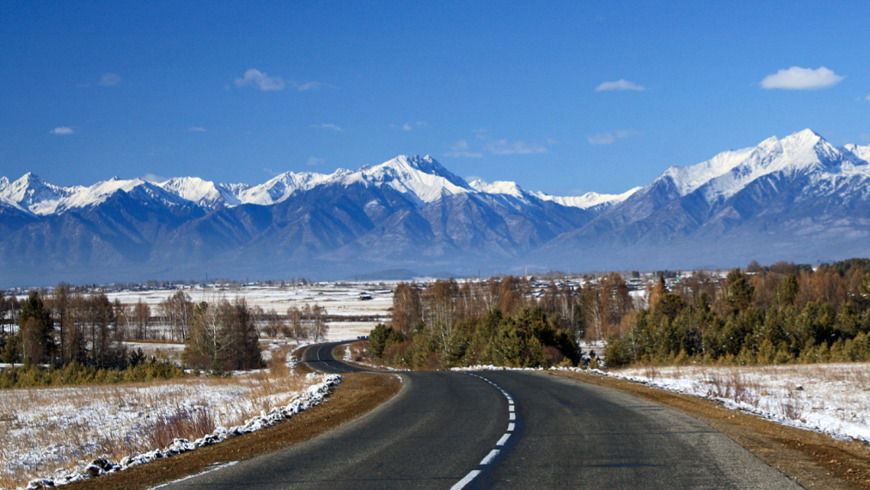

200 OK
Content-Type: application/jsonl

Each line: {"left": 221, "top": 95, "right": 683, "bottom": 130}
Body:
{"left": 66, "top": 372, "right": 402, "bottom": 490}
{"left": 0, "top": 356, "right": 308, "bottom": 490}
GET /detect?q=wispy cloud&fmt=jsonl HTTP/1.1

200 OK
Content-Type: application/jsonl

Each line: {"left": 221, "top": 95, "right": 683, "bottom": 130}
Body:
{"left": 761, "top": 66, "right": 844, "bottom": 90}
{"left": 392, "top": 121, "right": 427, "bottom": 131}
{"left": 142, "top": 173, "right": 167, "bottom": 183}
{"left": 596, "top": 79, "right": 645, "bottom": 92}
{"left": 447, "top": 134, "right": 552, "bottom": 157}
{"left": 188, "top": 126, "right": 207, "bottom": 132}
{"left": 307, "top": 156, "right": 325, "bottom": 167}
{"left": 445, "top": 139, "right": 483, "bottom": 158}
{"left": 50, "top": 126, "right": 75, "bottom": 135}
{"left": 235, "top": 68, "right": 285, "bottom": 91}
{"left": 311, "top": 123, "right": 344, "bottom": 132}
{"left": 587, "top": 129, "right": 640, "bottom": 145}
{"left": 99, "top": 73, "right": 121, "bottom": 87}
{"left": 295, "top": 81, "right": 329, "bottom": 91}
{"left": 485, "top": 139, "right": 547, "bottom": 155}
{"left": 865, "top": 94, "right": 870, "bottom": 102}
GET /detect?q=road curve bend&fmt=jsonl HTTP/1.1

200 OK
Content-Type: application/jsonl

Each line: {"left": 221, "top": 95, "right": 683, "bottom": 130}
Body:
{"left": 165, "top": 343, "right": 799, "bottom": 489}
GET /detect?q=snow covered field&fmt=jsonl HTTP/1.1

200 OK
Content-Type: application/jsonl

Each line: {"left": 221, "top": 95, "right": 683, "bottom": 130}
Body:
{"left": 0, "top": 283, "right": 394, "bottom": 488}
{"left": 106, "top": 282, "right": 394, "bottom": 342}
{"left": 0, "top": 349, "right": 338, "bottom": 490}
{"left": 608, "top": 363, "right": 870, "bottom": 445}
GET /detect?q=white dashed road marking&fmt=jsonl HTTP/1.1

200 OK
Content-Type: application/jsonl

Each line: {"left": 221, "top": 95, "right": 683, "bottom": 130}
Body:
{"left": 451, "top": 373, "right": 517, "bottom": 490}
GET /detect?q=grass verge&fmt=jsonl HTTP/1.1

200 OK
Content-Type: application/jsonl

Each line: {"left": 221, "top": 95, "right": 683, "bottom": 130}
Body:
{"left": 64, "top": 372, "right": 402, "bottom": 490}
{"left": 551, "top": 370, "right": 870, "bottom": 489}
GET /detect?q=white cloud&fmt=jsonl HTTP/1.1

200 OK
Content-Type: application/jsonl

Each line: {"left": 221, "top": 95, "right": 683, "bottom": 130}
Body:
{"left": 295, "top": 81, "right": 328, "bottom": 91}
{"left": 587, "top": 129, "right": 640, "bottom": 145}
{"left": 760, "top": 66, "right": 844, "bottom": 90}
{"left": 445, "top": 139, "right": 483, "bottom": 158}
{"left": 307, "top": 156, "right": 325, "bottom": 167}
{"left": 311, "top": 123, "right": 344, "bottom": 132}
{"left": 394, "top": 121, "right": 427, "bottom": 131}
{"left": 485, "top": 139, "right": 547, "bottom": 155}
{"left": 188, "top": 126, "right": 207, "bottom": 132}
{"left": 234, "top": 69, "right": 285, "bottom": 91}
{"left": 596, "top": 79, "right": 645, "bottom": 92}
{"left": 50, "top": 126, "right": 75, "bottom": 135}
{"left": 99, "top": 73, "right": 121, "bottom": 86}
{"left": 447, "top": 135, "right": 551, "bottom": 157}
{"left": 142, "top": 173, "right": 167, "bottom": 183}
{"left": 865, "top": 94, "right": 870, "bottom": 102}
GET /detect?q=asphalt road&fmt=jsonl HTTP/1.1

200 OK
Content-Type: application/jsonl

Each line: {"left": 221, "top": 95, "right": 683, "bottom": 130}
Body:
{"left": 165, "top": 343, "right": 799, "bottom": 489}
{"left": 298, "top": 341, "right": 366, "bottom": 374}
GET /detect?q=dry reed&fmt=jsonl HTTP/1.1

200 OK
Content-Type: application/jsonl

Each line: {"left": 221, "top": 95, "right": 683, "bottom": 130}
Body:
{"left": 0, "top": 351, "right": 307, "bottom": 489}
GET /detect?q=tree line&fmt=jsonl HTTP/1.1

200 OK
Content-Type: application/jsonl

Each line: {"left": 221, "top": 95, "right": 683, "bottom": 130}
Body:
{"left": 368, "top": 258, "right": 870, "bottom": 369}
{"left": 0, "top": 284, "right": 333, "bottom": 382}
{"left": 369, "top": 277, "right": 584, "bottom": 369}
{"left": 605, "top": 259, "right": 870, "bottom": 366}
{"left": 0, "top": 285, "right": 323, "bottom": 385}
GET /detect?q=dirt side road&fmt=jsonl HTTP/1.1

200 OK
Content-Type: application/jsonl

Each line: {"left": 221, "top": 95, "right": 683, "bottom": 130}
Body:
{"left": 551, "top": 370, "right": 870, "bottom": 489}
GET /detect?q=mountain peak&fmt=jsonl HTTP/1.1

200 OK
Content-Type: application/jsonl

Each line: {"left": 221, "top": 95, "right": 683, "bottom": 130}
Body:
{"left": 352, "top": 155, "right": 472, "bottom": 204}
{"left": 14, "top": 172, "right": 49, "bottom": 187}
{"left": 376, "top": 154, "right": 455, "bottom": 179}
{"left": 655, "top": 129, "right": 847, "bottom": 200}
{"left": 779, "top": 128, "right": 824, "bottom": 151}
{"left": 468, "top": 178, "right": 527, "bottom": 199}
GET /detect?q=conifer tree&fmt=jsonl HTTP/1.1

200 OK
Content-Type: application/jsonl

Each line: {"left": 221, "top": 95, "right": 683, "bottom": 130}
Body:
{"left": 17, "top": 291, "right": 55, "bottom": 366}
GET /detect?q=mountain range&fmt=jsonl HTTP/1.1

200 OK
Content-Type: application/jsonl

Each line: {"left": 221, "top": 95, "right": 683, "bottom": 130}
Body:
{"left": 1, "top": 128, "right": 869, "bottom": 285}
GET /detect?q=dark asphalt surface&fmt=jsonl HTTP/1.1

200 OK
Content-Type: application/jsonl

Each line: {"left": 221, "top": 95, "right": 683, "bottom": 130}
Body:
{"left": 299, "top": 341, "right": 366, "bottom": 374}
{"left": 165, "top": 343, "right": 800, "bottom": 489}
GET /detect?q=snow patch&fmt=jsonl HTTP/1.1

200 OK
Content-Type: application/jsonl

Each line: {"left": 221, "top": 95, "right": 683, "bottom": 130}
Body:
{"left": 9, "top": 374, "right": 342, "bottom": 490}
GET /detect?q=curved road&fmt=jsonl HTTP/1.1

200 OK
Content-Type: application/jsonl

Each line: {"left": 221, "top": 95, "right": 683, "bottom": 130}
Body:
{"left": 167, "top": 342, "right": 799, "bottom": 489}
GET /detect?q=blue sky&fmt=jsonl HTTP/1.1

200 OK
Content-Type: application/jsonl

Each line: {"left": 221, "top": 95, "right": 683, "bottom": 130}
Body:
{"left": 2, "top": 1, "right": 868, "bottom": 196}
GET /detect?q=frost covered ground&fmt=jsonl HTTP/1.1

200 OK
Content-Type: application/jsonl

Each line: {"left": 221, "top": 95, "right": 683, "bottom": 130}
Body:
{"left": 107, "top": 282, "right": 394, "bottom": 342}
{"left": 0, "top": 352, "right": 341, "bottom": 490}
{"left": 1, "top": 283, "right": 394, "bottom": 489}
{"left": 606, "top": 363, "right": 870, "bottom": 445}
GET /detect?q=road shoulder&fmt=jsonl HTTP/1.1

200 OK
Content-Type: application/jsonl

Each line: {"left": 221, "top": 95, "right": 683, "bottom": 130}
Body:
{"left": 67, "top": 372, "right": 402, "bottom": 490}
{"left": 550, "top": 370, "right": 870, "bottom": 489}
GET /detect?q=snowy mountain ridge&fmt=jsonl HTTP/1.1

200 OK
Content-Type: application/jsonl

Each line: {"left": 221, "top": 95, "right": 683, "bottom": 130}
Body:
{"left": 2, "top": 129, "right": 868, "bottom": 217}
{"left": 4, "top": 128, "right": 870, "bottom": 285}
{"left": 0, "top": 154, "right": 623, "bottom": 215}
{"left": 657, "top": 129, "right": 870, "bottom": 203}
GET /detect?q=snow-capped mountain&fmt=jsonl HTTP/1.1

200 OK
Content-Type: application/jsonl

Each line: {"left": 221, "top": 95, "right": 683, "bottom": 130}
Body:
{"left": 532, "top": 129, "right": 870, "bottom": 271}
{"left": 0, "top": 154, "right": 628, "bottom": 216}
{"left": 661, "top": 129, "right": 869, "bottom": 202}
{"left": 468, "top": 177, "right": 639, "bottom": 212}
{"left": 533, "top": 187, "right": 640, "bottom": 211}
{"left": 158, "top": 177, "right": 243, "bottom": 208}
{"left": 0, "top": 174, "right": 195, "bottom": 216}
{"left": 2, "top": 129, "right": 870, "bottom": 285}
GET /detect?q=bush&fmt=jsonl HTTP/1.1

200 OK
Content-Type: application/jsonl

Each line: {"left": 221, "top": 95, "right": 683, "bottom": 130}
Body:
{"left": 0, "top": 359, "right": 186, "bottom": 389}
